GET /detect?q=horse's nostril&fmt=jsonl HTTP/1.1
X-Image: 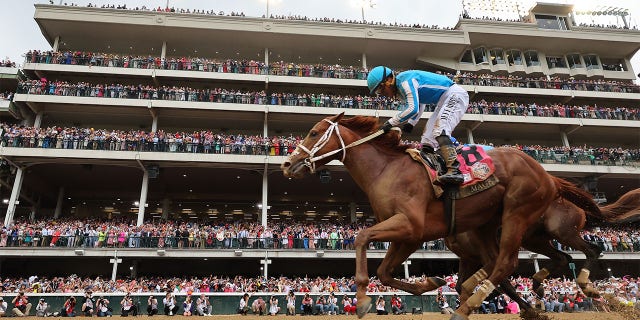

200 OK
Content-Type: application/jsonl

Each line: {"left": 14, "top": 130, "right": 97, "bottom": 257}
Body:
{"left": 282, "top": 161, "right": 290, "bottom": 168}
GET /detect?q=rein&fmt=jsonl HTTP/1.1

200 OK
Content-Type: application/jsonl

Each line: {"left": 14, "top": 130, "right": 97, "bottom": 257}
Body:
{"left": 295, "top": 119, "right": 390, "bottom": 173}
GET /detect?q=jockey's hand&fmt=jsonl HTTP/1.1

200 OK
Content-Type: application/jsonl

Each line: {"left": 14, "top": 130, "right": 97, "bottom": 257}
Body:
{"left": 381, "top": 121, "right": 393, "bottom": 133}
{"left": 402, "top": 123, "right": 414, "bottom": 134}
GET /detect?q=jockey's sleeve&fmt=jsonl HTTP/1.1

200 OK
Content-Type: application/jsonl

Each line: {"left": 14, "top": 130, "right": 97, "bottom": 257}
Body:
{"left": 389, "top": 78, "right": 420, "bottom": 126}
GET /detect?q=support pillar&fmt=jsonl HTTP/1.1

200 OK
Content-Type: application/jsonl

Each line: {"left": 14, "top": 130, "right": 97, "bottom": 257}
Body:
{"left": 4, "top": 168, "right": 24, "bottom": 226}
{"left": 53, "top": 36, "right": 60, "bottom": 52}
{"left": 261, "top": 163, "right": 268, "bottom": 228}
{"left": 560, "top": 131, "right": 570, "bottom": 147}
{"left": 33, "top": 111, "right": 44, "bottom": 129}
{"left": 29, "top": 197, "right": 41, "bottom": 222}
{"left": 53, "top": 187, "right": 64, "bottom": 219}
{"left": 161, "top": 198, "right": 171, "bottom": 220}
{"left": 466, "top": 127, "right": 475, "bottom": 144}
{"left": 161, "top": 41, "right": 167, "bottom": 60}
{"left": 137, "top": 170, "right": 149, "bottom": 226}
{"left": 402, "top": 260, "right": 411, "bottom": 279}
{"left": 264, "top": 48, "right": 269, "bottom": 66}
{"left": 533, "top": 258, "right": 540, "bottom": 273}
{"left": 151, "top": 116, "right": 158, "bottom": 132}
{"left": 362, "top": 53, "right": 367, "bottom": 70}
{"left": 350, "top": 202, "right": 357, "bottom": 223}
{"left": 110, "top": 251, "right": 122, "bottom": 282}
{"left": 261, "top": 252, "right": 271, "bottom": 279}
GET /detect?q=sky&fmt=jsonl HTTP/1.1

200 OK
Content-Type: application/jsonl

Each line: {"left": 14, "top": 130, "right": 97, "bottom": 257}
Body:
{"left": 1, "top": 0, "right": 638, "bottom": 81}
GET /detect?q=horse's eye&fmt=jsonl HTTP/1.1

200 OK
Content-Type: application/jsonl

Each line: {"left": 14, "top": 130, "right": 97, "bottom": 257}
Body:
{"left": 309, "top": 131, "right": 317, "bottom": 137}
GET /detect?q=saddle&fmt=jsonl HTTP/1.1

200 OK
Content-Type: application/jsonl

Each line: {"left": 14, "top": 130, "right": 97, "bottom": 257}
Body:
{"left": 406, "top": 145, "right": 499, "bottom": 200}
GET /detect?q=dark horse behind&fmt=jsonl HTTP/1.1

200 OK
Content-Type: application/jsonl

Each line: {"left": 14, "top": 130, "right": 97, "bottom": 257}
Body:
{"left": 281, "top": 113, "right": 600, "bottom": 320}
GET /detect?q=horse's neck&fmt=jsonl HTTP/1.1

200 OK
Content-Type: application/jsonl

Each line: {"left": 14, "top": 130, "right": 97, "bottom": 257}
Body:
{"left": 343, "top": 144, "right": 392, "bottom": 191}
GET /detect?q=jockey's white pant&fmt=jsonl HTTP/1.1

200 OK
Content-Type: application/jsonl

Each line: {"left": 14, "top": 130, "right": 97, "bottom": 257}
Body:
{"left": 419, "top": 84, "right": 468, "bottom": 149}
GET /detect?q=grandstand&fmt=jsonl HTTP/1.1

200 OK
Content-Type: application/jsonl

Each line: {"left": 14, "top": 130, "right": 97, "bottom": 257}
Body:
{"left": 0, "top": 1, "right": 638, "bottom": 284}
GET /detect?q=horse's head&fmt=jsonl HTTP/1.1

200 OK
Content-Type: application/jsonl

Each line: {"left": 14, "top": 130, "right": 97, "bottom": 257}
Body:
{"left": 281, "top": 112, "right": 351, "bottom": 178}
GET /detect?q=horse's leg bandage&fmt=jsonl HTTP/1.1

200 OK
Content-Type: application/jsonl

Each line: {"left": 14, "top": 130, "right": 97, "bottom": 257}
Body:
{"left": 461, "top": 268, "right": 488, "bottom": 296}
{"left": 466, "top": 280, "right": 496, "bottom": 309}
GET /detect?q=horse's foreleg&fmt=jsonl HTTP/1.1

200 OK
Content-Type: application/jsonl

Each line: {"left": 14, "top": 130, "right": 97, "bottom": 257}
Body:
{"left": 354, "top": 214, "right": 417, "bottom": 318}
{"left": 376, "top": 242, "right": 446, "bottom": 295}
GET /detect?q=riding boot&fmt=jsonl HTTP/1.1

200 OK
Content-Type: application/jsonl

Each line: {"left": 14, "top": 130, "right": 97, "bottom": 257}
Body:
{"left": 436, "top": 135, "right": 464, "bottom": 185}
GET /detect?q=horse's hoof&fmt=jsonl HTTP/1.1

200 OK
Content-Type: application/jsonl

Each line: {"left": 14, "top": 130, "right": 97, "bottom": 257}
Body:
{"left": 430, "top": 276, "right": 447, "bottom": 288}
{"left": 450, "top": 311, "right": 469, "bottom": 320}
{"left": 356, "top": 296, "right": 372, "bottom": 318}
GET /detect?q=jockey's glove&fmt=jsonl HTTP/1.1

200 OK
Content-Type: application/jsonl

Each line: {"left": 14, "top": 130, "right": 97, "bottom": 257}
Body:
{"left": 381, "top": 121, "right": 393, "bottom": 133}
{"left": 402, "top": 123, "right": 414, "bottom": 134}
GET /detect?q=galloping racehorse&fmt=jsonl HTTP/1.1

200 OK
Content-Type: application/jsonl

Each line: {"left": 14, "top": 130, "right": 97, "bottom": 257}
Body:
{"left": 447, "top": 187, "right": 640, "bottom": 310}
{"left": 281, "top": 113, "right": 596, "bottom": 319}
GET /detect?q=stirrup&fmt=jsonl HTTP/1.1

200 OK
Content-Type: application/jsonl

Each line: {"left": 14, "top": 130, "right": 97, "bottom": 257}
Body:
{"left": 438, "top": 172, "right": 464, "bottom": 185}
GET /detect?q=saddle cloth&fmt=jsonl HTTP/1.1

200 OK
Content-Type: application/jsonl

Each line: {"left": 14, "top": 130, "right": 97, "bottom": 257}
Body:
{"left": 406, "top": 145, "right": 499, "bottom": 199}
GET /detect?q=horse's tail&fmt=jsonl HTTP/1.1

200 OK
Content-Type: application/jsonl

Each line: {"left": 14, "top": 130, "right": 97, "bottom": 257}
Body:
{"left": 552, "top": 176, "right": 603, "bottom": 220}
{"left": 598, "top": 188, "right": 640, "bottom": 224}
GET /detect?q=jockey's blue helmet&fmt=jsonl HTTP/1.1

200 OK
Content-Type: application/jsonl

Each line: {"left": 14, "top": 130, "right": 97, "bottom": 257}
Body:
{"left": 367, "top": 66, "right": 393, "bottom": 94}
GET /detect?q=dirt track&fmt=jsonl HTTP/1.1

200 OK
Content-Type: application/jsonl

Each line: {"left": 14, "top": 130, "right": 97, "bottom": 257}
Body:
{"left": 19, "top": 312, "right": 631, "bottom": 319}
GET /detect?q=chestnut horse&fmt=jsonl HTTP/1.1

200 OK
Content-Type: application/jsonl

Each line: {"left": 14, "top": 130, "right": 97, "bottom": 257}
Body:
{"left": 448, "top": 187, "right": 640, "bottom": 307}
{"left": 281, "top": 113, "right": 598, "bottom": 319}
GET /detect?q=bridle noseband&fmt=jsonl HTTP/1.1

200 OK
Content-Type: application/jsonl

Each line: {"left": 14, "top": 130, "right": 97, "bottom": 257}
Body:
{"left": 292, "top": 119, "right": 385, "bottom": 173}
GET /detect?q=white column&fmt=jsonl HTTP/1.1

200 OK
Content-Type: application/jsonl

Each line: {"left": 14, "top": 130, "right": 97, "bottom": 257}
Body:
{"left": 261, "top": 252, "right": 271, "bottom": 279}
{"left": 161, "top": 198, "right": 171, "bottom": 220}
{"left": 261, "top": 163, "right": 268, "bottom": 228}
{"left": 466, "top": 127, "right": 474, "bottom": 144}
{"left": 264, "top": 48, "right": 269, "bottom": 66}
{"left": 161, "top": 41, "right": 167, "bottom": 60}
{"left": 110, "top": 251, "right": 122, "bottom": 282}
{"left": 137, "top": 170, "right": 149, "bottom": 226}
{"left": 151, "top": 116, "right": 158, "bottom": 132}
{"left": 402, "top": 260, "right": 411, "bottom": 279}
{"left": 560, "top": 131, "right": 570, "bottom": 147}
{"left": 53, "top": 187, "right": 64, "bottom": 219}
{"left": 4, "top": 168, "right": 24, "bottom": 226}
{"left": 53, "top": 36, "right": 60, "bottom": 52}
{"left": 362, "top": 53, "right": 367, "bottom": 69}
{"left": 34, "top": 111, "right": 44, "bottom": 129}
{"left": 533, "top": 258, "right": 540, "bottom": 273}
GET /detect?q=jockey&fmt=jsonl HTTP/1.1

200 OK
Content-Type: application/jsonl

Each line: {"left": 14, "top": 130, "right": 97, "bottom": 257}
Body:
{"left": 367, "top": 66, "right": 469, "bottom": 185}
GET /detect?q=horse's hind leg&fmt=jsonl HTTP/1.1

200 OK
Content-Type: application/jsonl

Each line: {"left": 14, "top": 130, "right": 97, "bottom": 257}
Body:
{"left": 354, "top": 213, "right": 418, "bottom": 319}
{"left": 376, "top": 242, "right": 446, "bottom": 295}
{"left": 557, "top": 233, "right": 602, "bottom": 297}
{"left": 522, "top": 234, "right": 573, "bottom": 297}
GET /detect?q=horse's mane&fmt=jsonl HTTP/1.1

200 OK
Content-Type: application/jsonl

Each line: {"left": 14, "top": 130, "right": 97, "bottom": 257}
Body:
{"left": 339, "top": 116, "right": 411, "bottom": 153}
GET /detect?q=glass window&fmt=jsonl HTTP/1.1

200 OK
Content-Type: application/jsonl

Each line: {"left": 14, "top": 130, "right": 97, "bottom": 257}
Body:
{"left": 601, "top": 58, "right": 626, "bottom": 71}
{"left": 535, "top": 14, "right": 569, "bottom": 30}
{"left": 566, "top": 54, "right": 583, "bottom": 69}
{"left": 524, "top": 51, "right": 540, "bottom": 67}
{"left": 473, "top": 47, "right": 488, "bottom": 64}
{"left": 460, "top": 49, "right": 474, "bottom": 64}
{"left": 583, "top": 54, "right": 600, "bottom": 70}
{"left": 506, "top": 50, "right": 523, "bottom": 66}
{"left": 546, "top": 56, "right": 567, "bottom": 69}
{"left": 489, "top": 49, "right": 505, "bottom": 65}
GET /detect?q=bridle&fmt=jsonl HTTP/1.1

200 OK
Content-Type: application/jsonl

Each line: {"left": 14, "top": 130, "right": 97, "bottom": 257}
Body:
{"left": 292, "top": 118, "right": 387, "bottom": 173}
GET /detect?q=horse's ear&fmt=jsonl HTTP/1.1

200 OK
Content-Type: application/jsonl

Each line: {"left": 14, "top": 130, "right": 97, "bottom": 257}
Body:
{"left": 330, "top": 112, "right": 345, "bottom": 122}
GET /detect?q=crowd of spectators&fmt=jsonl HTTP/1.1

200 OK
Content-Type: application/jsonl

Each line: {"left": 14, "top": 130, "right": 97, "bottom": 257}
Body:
{"left": 0, "top": 216, "right": 637, "bottom": 254}
{"left": 0, "top": 273, "right": 636, "bottom": 316}
{"left": 0, "top": 59, "right": 16, "bottom": 68}
{"left": 577, "top": 23, "right": 638, "bottom": 30}
{"left": 22, "top": 50, "right": 640, "bottom": 93}
{"left": 451, "top": 72, "right": 639, "bottom": 93}
{"left": 1, "top": 123, "right": 638, "bottom": 167}
{"left": 14, "top": 78, "right": 640, "bottom": 121}
{"left": 56, "top": 2, "right": 452, "bottom": 30}
{"left": 24, "top": 50, "right": 368, "bottom": 79}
